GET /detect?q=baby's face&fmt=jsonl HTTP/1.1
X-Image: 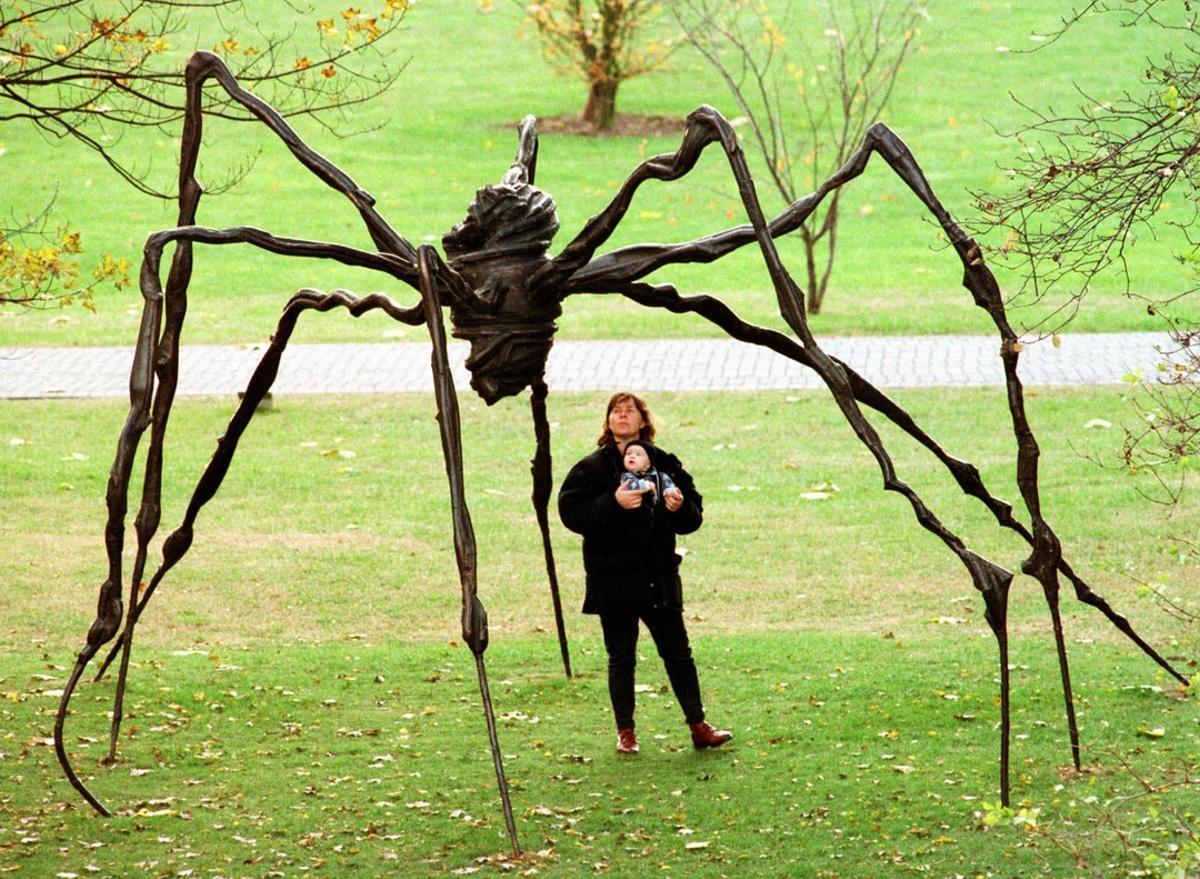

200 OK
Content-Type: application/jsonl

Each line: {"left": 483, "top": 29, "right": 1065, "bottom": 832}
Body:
{"left": 623, "top": 445, "right": 650, "bottom": 472}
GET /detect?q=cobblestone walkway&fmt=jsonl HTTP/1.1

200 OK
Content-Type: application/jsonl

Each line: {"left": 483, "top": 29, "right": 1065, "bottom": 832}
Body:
{"left": 0, "top": 332, "right": 1171, "bottom": 399}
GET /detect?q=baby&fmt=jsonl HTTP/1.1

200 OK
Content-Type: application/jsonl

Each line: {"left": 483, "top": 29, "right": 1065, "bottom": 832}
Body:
{"left": 620, "top": 440, "right": 682, "bottom": 506}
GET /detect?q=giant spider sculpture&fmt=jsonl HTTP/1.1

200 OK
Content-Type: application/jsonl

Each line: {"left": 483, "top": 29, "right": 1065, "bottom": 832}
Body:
{"left": 56, "top": 51, "right": 1188, "bottom": 856}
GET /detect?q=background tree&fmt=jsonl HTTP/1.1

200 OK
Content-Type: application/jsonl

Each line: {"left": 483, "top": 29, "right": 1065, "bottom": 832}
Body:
{"left": 0, "top": 0, "right": 408, "bottom": 307}
{"left": 975, "top": 0, "right": 1198, "bottom": 504}
{"left": 672, "top": 0, "right": 924, "bottom": 314}
{"left": 522, "top": 0, "right": 677, "bottom": 130}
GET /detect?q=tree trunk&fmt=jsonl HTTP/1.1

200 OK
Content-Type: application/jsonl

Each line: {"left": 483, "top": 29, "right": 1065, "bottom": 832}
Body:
{"left": 806, "top": 197, "right": 840, "bottom": 315}
{"left": 582, "top": 80, "right": 618, "bottom": 131}
{"left": 801, "top": 223, "right": 821, "bottom": 315}
{"left": 810, "top": 213, "right": 838, "bottom": 315}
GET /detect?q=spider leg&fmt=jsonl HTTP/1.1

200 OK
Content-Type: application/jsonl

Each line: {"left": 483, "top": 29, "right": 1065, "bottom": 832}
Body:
{"left": 416, "top": 245, "right": 521, "bottom": 857}
{"left": 557, "top": 105, "right": 1028, "bottom": 799}
{"left": 596, "top": 282, "right": 1017, "bottom": 800}
{"left": 540, "top": 104, "right": 868, "bottom": 295}
{"left": 55, "top": 223, "right": 424, "bottom": 815}
{"left": 566, "top": 110, "right": 1187, "bottom": 785}
{"left": 529, "top": 377, "right": 572, "bottom": 678}
{"left": 103, "top": 230, "right": 411, "bottom": 723}
{"left": 558, "top": 187, "right": 815, "bottom": 293}
{"left": 98, "top": 46, "right": 426, "bottom": 715}
{"left": 61, "top": 50, "right": 432, "bottom": 801}
{"left": 530, "top": 106, "right": 739, "bottom": 293}
{"left": 860, "top": 132, "right": 1189, "bottom": 754}
{"left": 571, "top": 280, "right": 1178, "bottom": 777}
{"left": 610, "top": 280, "right": 1200, "bottom": 772}
{"left": 92, "top": 288, "right": 424, "bottom": 686}
{"left": 119, "top": 52, "right": 424, "bottom": 666}
{"left": 180, "top": 51, "right": 419, "bottom": 262}
{"left": 505, "top": 115, "right": 540, "bottom": 186}
{"left": 97, "top": 227, "right": 411, "bottom": 755}
{"left": 95, "top": 43, "right": 428, "bottom": 703}
{"left": 54, "top": 248, "right": 161, "bottom": 816}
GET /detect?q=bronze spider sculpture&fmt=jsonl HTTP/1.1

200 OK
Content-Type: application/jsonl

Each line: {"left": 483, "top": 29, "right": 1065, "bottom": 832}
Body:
{"left": 56, "top": 51, "right": 1187, "bottom": 856}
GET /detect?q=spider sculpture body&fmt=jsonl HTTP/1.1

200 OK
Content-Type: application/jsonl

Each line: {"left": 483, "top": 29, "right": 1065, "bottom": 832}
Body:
{"left": 56, "top": 51, "right": 1188, "bottom": 857}
{"left": 443, "top": 174, "right": 561, "bottom": 403}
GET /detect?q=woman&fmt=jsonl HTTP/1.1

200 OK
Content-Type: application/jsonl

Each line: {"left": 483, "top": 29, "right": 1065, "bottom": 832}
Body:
{"left": 557, "top": 391, "right": 731, "bottom": 755}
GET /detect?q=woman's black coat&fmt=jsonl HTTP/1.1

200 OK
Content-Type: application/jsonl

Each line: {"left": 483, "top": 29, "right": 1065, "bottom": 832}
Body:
{"left": 557, "top": 442, "right": 703, "bottom": 614}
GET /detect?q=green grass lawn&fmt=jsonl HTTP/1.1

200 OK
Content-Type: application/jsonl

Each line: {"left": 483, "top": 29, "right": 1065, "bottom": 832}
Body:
{"left": 2, "top": 388, "right": 1196, "bottom": 876}
{"left": 3, "top": 635, "right": 1195, "bottom": 878}
{"left": 3, "top": 2, "right": 1194, "bottom": 348}
{"left": 3, "top": 388, "right": 1197, "bottom": 646}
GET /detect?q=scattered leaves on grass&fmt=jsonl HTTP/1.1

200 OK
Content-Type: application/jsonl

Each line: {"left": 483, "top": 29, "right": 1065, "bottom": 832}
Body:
{"left": 800, "top": 481, "right": 839, "bottom": 501}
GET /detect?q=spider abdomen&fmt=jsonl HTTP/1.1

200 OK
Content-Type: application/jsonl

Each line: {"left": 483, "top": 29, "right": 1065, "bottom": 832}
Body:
{"left": 450, "top": 305, "right": 560, "bottom": 404}
{"left": 444, "top": 180, "right": 563, "bottom": 404}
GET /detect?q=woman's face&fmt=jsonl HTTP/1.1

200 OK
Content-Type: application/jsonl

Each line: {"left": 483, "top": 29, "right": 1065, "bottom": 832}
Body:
{"left": 608, "top": 399, "right": 645, "bottom": 443}
{"left": 623, "top": 445, "right": 650, "bottom": 472}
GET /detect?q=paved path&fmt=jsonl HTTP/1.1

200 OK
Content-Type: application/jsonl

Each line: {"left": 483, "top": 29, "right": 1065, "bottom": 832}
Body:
{"left": 0, "top": 332, "right": 1171, "bottom": 399}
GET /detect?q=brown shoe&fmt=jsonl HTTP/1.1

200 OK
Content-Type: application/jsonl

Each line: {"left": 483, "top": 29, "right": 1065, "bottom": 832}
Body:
{"left": 616, "top": 728, "right": 639, "bottom": 754}
{"left": 689, "top": 721, "right": 732, "bottom": 750}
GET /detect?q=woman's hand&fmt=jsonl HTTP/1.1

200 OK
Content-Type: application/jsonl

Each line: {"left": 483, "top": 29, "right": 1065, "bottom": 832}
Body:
{"left": 663, "top": 486, "right": 683, "bottom": 512}
{"left": 615, "top": 482, "right": 647, "bottom": 509}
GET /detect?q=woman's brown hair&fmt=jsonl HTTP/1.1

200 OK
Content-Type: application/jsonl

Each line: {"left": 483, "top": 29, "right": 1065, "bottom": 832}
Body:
{"left": 596, "top": 391, "right": 656, "bottom": 447}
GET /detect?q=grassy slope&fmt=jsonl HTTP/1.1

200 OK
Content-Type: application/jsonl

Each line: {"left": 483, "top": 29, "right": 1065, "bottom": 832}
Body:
{"left": 2, "top": 388, "right": 1195, "bottom": 649}
{"left": 2, "top": 635, "right": 1194, "bottom": 878}
{"left": 2, "top": 2, "right": 1194, "bottom": 347}
{"left": 3, "top": 384, "right": 1197, "bottom": 875}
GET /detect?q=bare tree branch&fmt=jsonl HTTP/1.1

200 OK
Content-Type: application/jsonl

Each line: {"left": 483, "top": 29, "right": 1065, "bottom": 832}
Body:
{"left": 1, "top": 0, "right": 408, "bottom": 201}
{"left": 974, "top": 0, "right": 1200, "bottom": 508}
{"left": 1, "top": 0, "right": 409, "bottom": 306}
{"left": 671, "top": 0, "right": 923, "bottom": 313}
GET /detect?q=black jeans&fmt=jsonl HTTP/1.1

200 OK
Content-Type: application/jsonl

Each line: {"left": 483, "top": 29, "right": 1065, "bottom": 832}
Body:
{"left": 599, "top": 605, "right": 705, "bottom": 730}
